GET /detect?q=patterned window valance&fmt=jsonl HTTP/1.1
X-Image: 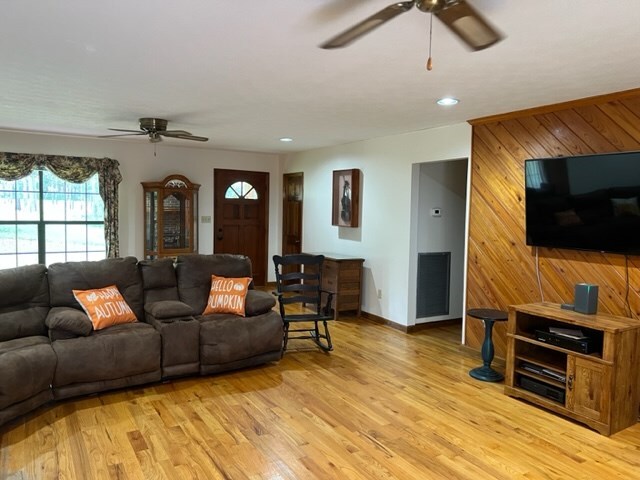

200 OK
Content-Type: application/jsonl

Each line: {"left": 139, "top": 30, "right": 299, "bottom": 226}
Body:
{"left": 0, "top": 152, "right": 123, "bottom": 258}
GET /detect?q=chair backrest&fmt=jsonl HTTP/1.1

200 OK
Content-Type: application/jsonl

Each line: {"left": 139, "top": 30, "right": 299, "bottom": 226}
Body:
{"left": 273, "top": 254, "right": 325, "bottom": 315}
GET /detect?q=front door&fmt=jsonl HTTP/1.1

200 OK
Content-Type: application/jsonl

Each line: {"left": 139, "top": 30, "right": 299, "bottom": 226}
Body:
{"left": 214, "top": 169, "right": 269, "bottom": 286}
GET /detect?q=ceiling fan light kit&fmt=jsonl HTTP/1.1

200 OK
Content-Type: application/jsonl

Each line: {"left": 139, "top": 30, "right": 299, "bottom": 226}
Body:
{"left": 320, "top": 0, "right": 502, "bottom": 52}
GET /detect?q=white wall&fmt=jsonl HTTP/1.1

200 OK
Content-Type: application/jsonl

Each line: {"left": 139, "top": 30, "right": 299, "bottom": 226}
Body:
{"left": 410, "top": 159, "right": 467, "bottom": 324}
{"left": 1, "top": 123, "right": 472, "bottom": 317}
{"left": 283, "top": 123, "right": 472, "bottom": 326}
{"left": 0, "top": 130, "right": 282, "bottom": 279}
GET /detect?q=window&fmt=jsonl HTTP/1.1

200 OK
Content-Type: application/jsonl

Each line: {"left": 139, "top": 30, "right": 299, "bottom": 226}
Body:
{"left": 224, "top": 181, "right": 258, "bottom": 200}
{"left": 0, "top": 169, "right": 105, "bottom": 268}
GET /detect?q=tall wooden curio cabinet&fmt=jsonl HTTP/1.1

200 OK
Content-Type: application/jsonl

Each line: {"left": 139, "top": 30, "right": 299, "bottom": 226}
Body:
{"left": 142, "top": 174, "right": 200, "bottom": 260}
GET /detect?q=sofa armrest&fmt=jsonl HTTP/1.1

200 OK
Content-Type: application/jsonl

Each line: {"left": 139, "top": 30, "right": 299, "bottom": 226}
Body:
{"left": 45, "top": 306, "right": 92, "bottom": 339}
{"left": 245, "top": 290, "right": 276, "bottom": 317}
{"left": 144, "top": 300, "right": 194, "bottom": 321}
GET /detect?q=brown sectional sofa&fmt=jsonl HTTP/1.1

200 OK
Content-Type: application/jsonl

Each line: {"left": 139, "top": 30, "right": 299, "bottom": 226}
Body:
{"left": 0, "top": 254, "right": 283, "bottom": 427}
{"left": 0, "top": 264, "right": 57, "bottom": 426}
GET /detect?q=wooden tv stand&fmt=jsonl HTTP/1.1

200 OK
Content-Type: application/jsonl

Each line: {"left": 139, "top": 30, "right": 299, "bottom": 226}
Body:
{"left": 505, "top": 303, "right": 640, "bottom": 435}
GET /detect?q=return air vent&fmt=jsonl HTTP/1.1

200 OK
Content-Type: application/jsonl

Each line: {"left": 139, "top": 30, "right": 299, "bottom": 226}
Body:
{"left": 416, "top": 252, "right": 450, "bottom": 318}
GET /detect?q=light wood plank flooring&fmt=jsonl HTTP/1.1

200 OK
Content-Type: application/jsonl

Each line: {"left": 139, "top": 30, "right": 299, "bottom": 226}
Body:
{"left": 2, "top": 317, "right": 640, "bottom": 479}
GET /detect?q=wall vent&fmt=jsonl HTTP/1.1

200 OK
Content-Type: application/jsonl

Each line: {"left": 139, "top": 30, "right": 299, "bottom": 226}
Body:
{"left": 416, "top": 252, "right": 450, "bottom": 318}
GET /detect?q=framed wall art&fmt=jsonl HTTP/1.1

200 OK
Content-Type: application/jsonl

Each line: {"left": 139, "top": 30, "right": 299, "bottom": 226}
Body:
{"left": 332, "top": 169, "right": 360, "bottom": 228}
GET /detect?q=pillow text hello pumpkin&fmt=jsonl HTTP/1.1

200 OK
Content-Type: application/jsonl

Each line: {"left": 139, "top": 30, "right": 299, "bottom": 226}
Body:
{"left": 203, "top": 275, "right": 251, "bottom": 316}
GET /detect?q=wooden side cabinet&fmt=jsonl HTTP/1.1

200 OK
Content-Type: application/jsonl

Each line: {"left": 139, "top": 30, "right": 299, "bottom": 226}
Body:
{"left": 305, "top": 253, "right": 364, "bottom": 319}
{"left": 505, "top": 303, "right": 640, "bottom": 435}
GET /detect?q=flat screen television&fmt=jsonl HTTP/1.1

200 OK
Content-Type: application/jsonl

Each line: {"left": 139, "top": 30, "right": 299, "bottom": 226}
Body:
{"left": 525, "top": 151, "right": 640, "bottom": 255}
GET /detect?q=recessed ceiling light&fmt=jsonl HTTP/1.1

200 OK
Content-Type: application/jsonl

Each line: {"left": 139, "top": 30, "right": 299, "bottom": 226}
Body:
{"left": 279, "top": 137, "right": 293, "bottom": 142}
{"left": 436, "top": 97, "right": 459, "bottom": 106}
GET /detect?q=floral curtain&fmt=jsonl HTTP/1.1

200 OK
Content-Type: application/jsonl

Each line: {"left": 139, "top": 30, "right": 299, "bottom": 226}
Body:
{"left": 0, "top": 152, "right": 123, "bottom": 258}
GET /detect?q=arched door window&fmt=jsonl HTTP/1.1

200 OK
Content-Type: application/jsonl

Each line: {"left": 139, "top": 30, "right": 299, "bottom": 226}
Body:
{"left": 225, "top": 181, "right": 258, "bottom": 200}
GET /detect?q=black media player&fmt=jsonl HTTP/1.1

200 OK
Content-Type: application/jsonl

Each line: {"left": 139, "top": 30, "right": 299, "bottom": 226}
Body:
{"left": 535, "top": 330, "right": 594, "bottom": 354}
{"left": 519, "top": 376, "right": 566, "bottom": 404}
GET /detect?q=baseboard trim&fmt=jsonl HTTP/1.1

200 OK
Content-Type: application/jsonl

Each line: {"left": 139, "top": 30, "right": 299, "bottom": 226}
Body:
{"left": 409, "top": 318, "right": 462, "bottom": 333}
{"left": 360, "top": 311, "right": 462, "bottom": 333}
{"left": 360, "top": 311, "right": 407, "bottom": 331}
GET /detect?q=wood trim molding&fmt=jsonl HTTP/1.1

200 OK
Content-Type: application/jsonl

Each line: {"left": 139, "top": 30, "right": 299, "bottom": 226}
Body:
{"left": 469, "top": 88, "right": 640, "bottom": 126}
{"left": 360, "top": 311, "right": 407, "bottom": 331}
{"left": 409, "top": 318, "right": 462, "bottom": 333}
{"left": 360, "top": 311, "right": 462, "bottom": 333}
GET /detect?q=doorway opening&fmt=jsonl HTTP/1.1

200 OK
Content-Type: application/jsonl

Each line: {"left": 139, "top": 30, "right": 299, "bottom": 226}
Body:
{"left": 409, "top": 158, "right": 468, "bottom": 331}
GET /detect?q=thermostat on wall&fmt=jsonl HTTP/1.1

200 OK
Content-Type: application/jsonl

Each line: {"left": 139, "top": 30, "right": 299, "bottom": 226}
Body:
{"left": 431, "top": 208, "right": 442, "bottom": 217}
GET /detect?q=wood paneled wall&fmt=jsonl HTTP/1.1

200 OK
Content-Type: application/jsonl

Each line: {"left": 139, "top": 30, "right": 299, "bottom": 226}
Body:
{"left": 466, "top": 89, "right": 640, "bottom": 355}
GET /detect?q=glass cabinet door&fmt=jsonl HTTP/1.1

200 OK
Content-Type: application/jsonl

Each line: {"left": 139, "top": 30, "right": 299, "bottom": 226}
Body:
{"left": 144, "top": 189, "right": 159, "bottom": 256}
{"left": 162, "top": 191, "right": 186, "bottom": 250}
{"left": 142, "top": 175, "right": 199, "bottom": 259}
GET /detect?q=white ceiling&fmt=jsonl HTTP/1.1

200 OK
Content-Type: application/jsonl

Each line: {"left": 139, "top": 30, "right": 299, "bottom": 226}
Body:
{"left": 1, "top": 1, "right": 640, "bottom": 154}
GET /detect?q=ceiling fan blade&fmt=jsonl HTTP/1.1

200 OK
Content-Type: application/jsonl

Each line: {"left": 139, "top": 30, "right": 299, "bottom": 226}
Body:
{"left": 100, "top": 132, "right": 146, "bottom": 138}
{"left": 173, "top": 134, "right": 209, "bottom": 142}
{"left": 160, "top": 131, "right": 208, "bottom": 142}
{"left": 107, "top": 128, "right": 143, "bottom": 133}
{"left": 435, "top": 0, "right": 502, "bottom": 51}
{"left": 160, "top": 130, "right": 192, "bottom": 136}
{"left": 320, "top": 1, "right": 415, "bottom": 49}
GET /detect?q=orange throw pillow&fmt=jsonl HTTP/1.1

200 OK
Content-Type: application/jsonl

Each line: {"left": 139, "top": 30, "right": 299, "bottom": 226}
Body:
{"left": 203, "top": 275, "right": 251, "bottom": 316}
{"left": 73, "top": 285, "right": 137, "bottom": 330}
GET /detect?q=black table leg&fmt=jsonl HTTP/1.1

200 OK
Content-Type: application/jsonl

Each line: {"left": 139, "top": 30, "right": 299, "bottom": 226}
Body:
{"left": 469, "top": 318, "right": 504, "bottom": 382}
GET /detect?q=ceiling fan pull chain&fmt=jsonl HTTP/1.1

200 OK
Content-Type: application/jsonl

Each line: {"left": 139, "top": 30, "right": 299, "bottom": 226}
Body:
{"left": 426, "top": 13, "right": 433, "bottom": 71}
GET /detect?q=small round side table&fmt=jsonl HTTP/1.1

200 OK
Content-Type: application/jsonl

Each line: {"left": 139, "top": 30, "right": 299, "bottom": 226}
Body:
{"left": 468, "top": 308, "right": 508, "bottom": 382}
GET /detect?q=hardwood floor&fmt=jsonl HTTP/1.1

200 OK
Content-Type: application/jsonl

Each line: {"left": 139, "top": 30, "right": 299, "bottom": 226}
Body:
{"left": 2, "top": 316, "right": 640, "bottom": 479}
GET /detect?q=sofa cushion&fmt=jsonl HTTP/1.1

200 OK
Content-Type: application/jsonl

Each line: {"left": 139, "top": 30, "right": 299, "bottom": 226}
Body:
{"left": 245, "top": 290, "right": 276, "bottom": 316}
{"left": 0, "top": 264, "right": 49, "bottom": 342}
{"left": 138, "top": 257, "right": 181, "bottom": 304}
{"left": 73, "top": 285, "right": 137, "bottom": 330}
{"left": 0, "top": 336, "right": 56, "bottom": 410}
{"left": 199, "top": 310, "right": 283, "bottom": 366}
{"left": 46, "top": 307, "right": 93, "bottom": 337}
{"left": 176, "top": 254, "right": 253, "bottom": 314}
{"left": 203, "top": 275, "right": 251, "bottom": 316}
{"left": 144, "top": 300, "right": 194, "bottom": 320}
{"left": 51, "top": 322, "right": 160, "bottom": 388}
{"left": 48, "top": 257, "right": 144, "bottom": 321}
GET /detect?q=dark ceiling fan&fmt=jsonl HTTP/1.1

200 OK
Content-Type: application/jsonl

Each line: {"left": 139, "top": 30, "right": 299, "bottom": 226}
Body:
{"left": 320, "top": 0, "right": 502, "bottom": 51}
{"left": 102, "top": 118, "right": 208, "bottom": 143}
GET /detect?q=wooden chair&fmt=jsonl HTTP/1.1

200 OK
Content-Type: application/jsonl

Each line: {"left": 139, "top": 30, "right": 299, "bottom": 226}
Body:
{"left": 272, "top": 254, "right": 335, "bottom": 352}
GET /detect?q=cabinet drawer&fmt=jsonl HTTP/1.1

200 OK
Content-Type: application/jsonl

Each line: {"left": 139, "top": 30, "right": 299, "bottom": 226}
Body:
{"left": 339, "top": 267, "right": 361, "bottom": 282}
{"left": 323, "top": 276, "right": 337, "bottom": 290}
{"left": 339, "top": 282, "right": 361, "bottom": 294}
{"left": 322, "top": 262, "right": 338, "bottom": 279}
{"left": 338, "top": 294, "right": 360, "bottom": 309}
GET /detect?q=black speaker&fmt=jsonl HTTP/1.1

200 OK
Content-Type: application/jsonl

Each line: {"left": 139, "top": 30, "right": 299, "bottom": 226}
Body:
{"left": 574, "top": 283, "right": 598, "bottom": 315}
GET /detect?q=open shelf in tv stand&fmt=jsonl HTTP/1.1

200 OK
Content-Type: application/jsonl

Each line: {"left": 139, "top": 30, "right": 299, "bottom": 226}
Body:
{"left": 505, "top": 302, "right": 640, "bottom": 436}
